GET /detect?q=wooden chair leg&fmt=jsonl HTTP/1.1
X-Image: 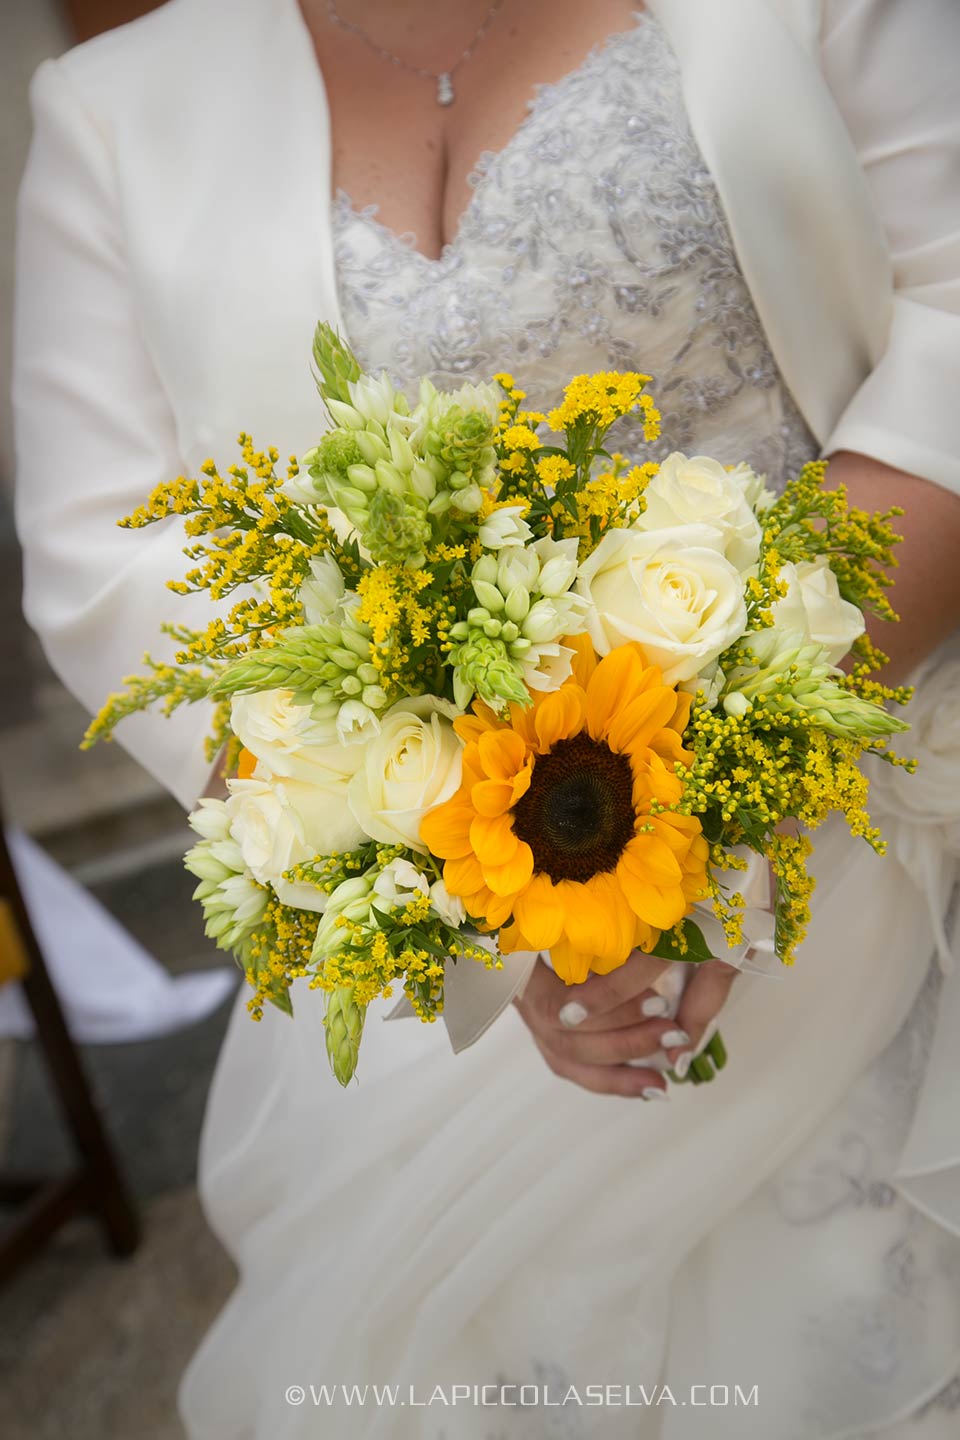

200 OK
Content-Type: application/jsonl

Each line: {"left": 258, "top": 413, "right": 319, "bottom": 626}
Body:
{"left": 0, "top": 824, "right": 140, "bottom": 1284}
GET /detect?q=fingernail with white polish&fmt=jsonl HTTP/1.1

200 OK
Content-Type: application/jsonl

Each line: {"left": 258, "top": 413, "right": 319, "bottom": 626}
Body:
{"left": 559, "top": 1001, "right": 589, "bottom": 1029}
{"left": 661, "top": 1029, "right": 690, "bottom": 1049}
{"left": 642, "top": 1087, "right": 670, "bottom": 1101}
{"left": 641, "top": 996, "right": 669, "bottom": 1018}
{"left": 674, "top": 1051, "right": 693, "bottom": 1080}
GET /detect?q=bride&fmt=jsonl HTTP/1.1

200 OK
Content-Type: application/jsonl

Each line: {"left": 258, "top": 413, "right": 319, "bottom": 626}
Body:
{"left": 13, "top": 0, "right": 960, "bottom": 1435}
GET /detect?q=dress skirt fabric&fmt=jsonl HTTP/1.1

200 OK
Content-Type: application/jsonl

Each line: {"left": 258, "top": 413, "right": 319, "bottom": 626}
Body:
{"left": 180, "top": 812, "right": 960, "bottom": 1439}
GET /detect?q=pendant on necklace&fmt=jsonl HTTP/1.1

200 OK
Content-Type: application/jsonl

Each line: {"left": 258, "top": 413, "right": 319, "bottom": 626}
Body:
{"left": 437, "top": 72, "right": 454, "bottom": 106}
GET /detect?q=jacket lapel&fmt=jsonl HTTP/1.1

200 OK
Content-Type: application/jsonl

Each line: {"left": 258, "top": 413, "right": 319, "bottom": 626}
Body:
{"left": 648, "top": 0, "right": 892, "bottom": 444}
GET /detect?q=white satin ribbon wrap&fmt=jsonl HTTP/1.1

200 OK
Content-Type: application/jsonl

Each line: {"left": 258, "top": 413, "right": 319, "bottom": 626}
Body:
{"left": 384, "top": 940, "right": 540, "bottom": 1054}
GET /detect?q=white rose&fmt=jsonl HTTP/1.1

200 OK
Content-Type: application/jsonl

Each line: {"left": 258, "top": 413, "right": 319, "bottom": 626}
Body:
{"left": 430, "top": 878, "right": 466, "bottom": 929}
{"left": 231, "top": 689, "right": 364, "bottom": 790}
{"left": 637, "top": 452, "right": 763, "bottom": 572}
{"left": 726, "top": 461, "right": 775, "bottom": 512}
{"left": 372, "top": 857, "right": 431, "bottom": 912}
{"left": 478, "top": 506, "right": 533, "bottom": 550}
{"left": 576, "top": 524, "right": 747, "bottom": 683}
{"left": 298, "top": 553, "right": 345, "bottom": 624}
{"left": 226, "top": 775, "right": 363, "bottom": 911}
{"left": 771, "top": 557, "right": 865, "bottom": 665}
{"left": 348, "top": 696, "right": 464, "bottom": 852}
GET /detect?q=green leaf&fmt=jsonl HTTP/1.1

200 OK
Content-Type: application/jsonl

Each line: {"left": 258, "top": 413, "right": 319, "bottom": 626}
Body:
{"left": 267, "top": 987, "right": 294, "bottom": 1018}
{"left": 648, "top": 919, "right": 714, "bottom": 965}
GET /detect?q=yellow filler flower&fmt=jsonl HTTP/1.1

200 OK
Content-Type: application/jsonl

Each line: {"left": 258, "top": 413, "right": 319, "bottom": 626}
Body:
{"left": 420, "top": 638, "right": 709, "bottom": 984}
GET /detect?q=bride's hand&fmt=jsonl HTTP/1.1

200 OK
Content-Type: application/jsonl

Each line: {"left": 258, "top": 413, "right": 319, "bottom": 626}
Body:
{"left": 514, "top": 951, "right": 739, "bottom": 1098}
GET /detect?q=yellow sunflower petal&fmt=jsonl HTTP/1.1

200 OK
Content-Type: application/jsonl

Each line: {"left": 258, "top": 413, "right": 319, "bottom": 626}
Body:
{"left": 462, "top": 883, "right": 515, "bottom": 929}
{"left": 585, "top": 644, "right": 650, "bottom": 739}
{"left": 592, "top": 872, "right": 638, "bottom": 966}
{"left": 454, "top": 707, "right": 500, "bottom": 745}
{"left": 549, "top": 937, "right": 594, "bottom": 985}
{"left": 237, "top": 747, "right": 258, "bottom": 780}
{"left": 444, "top": 853, "right": 487, "bottom": 896}
{"left": 512, "top": 872, "right": 566, "bottom": 950}
{"left": 668, "top": 688, "right": 693, "bottom": 735}
{"left": 616, "top": 862, "right": 688, "bottom": 930}
{"left": 484, "top": 840, "right": 534, "bottom": 897}
{"left": 470, "top": 811, "right": 518, "bottom": 866}
{"left": 620, "top": 833, "right": 683, "bottom": 886}
{"left": 420, "top": 801, "right": 476, "bottom": 858}
{"left": 509, "top": 760, "right": 533, "bottom": 804}
{"left": 558, "top": 879, "right": 621, "bottom": 963}
{"left": 608, "top": 686, "right": 679, "bottom": 754}
{"left": 497, "top": 919, "right": 526, "bottom": 954}
{"left": 470, "top": 779, "right": 518, "bottom": 818}
{"left": 478, "top": 728, "right": 529, "bottom": 781}
{"left": 565, "top": 632, "right": 599, "bottom": 689}
{"left": 533, "top": 685, "right": 587, "bottom": 752}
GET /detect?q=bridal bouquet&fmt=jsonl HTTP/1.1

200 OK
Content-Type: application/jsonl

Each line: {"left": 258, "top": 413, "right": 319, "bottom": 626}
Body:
{"left": 87, "top": 326, "right": 912, "bottom": 1084}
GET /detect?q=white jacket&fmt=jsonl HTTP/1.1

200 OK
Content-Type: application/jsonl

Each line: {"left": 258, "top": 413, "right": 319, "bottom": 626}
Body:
{"left": 13, "top": 0, "right": 960, "bottom": 808}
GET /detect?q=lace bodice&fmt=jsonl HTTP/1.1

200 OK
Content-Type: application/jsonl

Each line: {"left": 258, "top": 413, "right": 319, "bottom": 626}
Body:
{"left": 332, "top": 10, "right": 816, "bottom": 487}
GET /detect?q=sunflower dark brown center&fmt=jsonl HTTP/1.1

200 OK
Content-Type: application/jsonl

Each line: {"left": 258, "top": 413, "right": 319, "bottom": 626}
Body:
{"left": 512, "top": 734, "right": 635, "bottom": 883}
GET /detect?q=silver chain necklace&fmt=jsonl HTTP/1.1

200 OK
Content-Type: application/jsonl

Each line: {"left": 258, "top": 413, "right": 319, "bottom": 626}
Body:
{"left": 325, "top": 0, "right": 506, "bottom": 106}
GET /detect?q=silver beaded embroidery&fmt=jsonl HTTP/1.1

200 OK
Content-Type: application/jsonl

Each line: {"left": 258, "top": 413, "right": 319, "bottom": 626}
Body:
{"left": 332, "top": 10, "right": 817, "bottom": 489}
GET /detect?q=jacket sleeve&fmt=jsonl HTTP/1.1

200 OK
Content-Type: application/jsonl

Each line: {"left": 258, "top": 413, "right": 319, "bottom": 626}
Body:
{"left": 819, "top": 0, "right": 960, "bottom": 495}
{"left": 13, "top": 58, "right": 217, "bottom": 811}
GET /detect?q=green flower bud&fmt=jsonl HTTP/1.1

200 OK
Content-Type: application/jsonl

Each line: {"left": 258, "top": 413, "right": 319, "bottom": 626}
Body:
{"left": 448, "top": 631, "right": 529, "bottom": 712}
{"left": 324, "top": 986, "right": 366, "bottom": 1087}
{"left": 473, "top": 580, "right": 505, "bottom": 613}
{"left": 410, "top": 462, "right": 437, "bottom": 501}
{"left": 312, "top": 322, "right": 362, "bottom": 407}
{"left": 722, "top": 691, "right": 752, "bottom": 719}
{"left": 504, "top": 586, "right": 530, "bottom": 623}
{"left": 472, "top": 554, "right": 498, "bottom": 586}
{"left": 346, "top": 463, "right": 378, "bottom": 493}
{"left": 452, "top": 484, "right": 484, "bottom": 514}
{"left": 365, "top": 488, "right": 431, "bottom": 568}
{"left": 389, "top": 429, "right": 416, "bottom": 473}
{"left": 326, "top": 397, "right": 364, "bottom": 431}
{"left": 354, "top": 430, "right": 391, "bottom": 465}
{"left": 374, "top": 459, "right": 407, "bottom": 496}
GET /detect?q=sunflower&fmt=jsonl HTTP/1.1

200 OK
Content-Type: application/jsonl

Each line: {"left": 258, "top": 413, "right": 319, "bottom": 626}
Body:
{"left": 419, "top": 637, "right": 709, "bottom": 984}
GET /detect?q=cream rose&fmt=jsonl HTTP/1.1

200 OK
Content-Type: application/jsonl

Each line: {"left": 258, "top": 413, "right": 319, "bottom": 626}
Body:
{"left": 348, "top": 696, "right": 464, "bottom": 852}
{"left": 576, "top": 524, "right": 747, "bottom": 683}
{"left": 226, "top": 775, "right": 364, "bottom": 912}
{"left": 637, "top": 452, "right": 763, "bottom": 571}
{"left": 771, "top": 557, "right": 865, "bottom": 665}
{"left": 231, "top": 689, "right": 364, "bottom": 788}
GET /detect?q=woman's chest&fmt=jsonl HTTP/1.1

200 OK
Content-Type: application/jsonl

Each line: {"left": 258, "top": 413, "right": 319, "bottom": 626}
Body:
{"left": 308, "top": 0, "right": 643, "bottom": 261}
{"left": 331, "top": 14, "right": 817, "bottom": 482}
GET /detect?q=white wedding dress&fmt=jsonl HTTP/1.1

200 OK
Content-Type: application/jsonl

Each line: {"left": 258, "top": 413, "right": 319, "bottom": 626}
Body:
{"left": 179, "top": 17, "right": 960, "bottom": 1440}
